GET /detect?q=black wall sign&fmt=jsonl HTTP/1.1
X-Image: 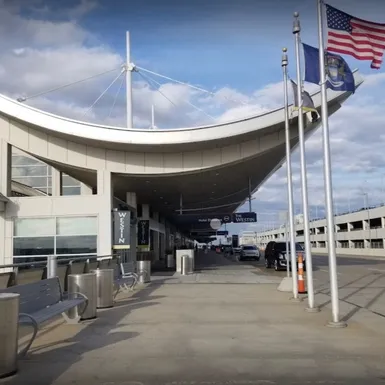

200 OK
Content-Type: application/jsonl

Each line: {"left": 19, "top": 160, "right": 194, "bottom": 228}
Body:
{"left": 112, "top": 210, "right": 131, "bottom": 250}
{"left": 137, "top": 220, "right": 150, "bottom": 248}
{"left": 232, "top": 212, "right": 257, "bottom": 223}
{"left": 232, "top": 234, "right": 239, "bottom": 248}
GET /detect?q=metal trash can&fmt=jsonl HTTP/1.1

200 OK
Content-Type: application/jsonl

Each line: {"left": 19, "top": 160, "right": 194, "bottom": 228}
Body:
{"left": 0, "top": 293, "right": 19, "bottom": 379}
{"left": 181, "top": 255, "right": 191, "bottom": 275}
{"left": 167, "top": 254, "right": 175, "bottom": 268}
{"left": 67, "top": 273, "right": 97, "bottom": 320}
{"left": 137, "top": 260, "right": 151, "bottom": 283}
{"left": 90, "top": 269, "right": 114, "bottom": 308}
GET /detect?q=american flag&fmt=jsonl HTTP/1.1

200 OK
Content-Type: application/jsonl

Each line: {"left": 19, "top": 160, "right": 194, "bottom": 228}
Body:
{"left": 326, "top": 4, "right": 385, "bottom": 69}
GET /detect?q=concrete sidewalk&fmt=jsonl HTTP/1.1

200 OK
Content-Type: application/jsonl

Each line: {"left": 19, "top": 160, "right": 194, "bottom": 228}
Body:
{"left": 4, "top": 280, "right": 385, "bottom": 385}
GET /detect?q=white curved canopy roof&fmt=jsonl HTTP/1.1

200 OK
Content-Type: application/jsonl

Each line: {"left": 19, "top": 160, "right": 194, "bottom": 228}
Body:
{"left": 0, "top": 70, "right": 363, "bottom": 147}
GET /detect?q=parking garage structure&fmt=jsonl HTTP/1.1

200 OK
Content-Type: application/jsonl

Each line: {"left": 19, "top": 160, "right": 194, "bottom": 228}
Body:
{"left": 257, "top": 204, "right": 385, "bottom": 258}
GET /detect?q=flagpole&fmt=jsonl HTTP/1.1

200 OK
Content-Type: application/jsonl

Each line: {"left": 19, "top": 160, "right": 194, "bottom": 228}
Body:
{"left": 282, "top": 48, "right": 299, "bottom": 299}
{"left": 293, "top": 12, "right": 318, "bottom": 312}
{"left": 126, "top": 31, "right": 133, "bottom": 128}
{"left": 316, "top": 0, "right": 345, "bottom": 327}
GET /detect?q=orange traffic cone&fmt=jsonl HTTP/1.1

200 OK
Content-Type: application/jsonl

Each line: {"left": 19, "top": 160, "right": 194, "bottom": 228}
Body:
{"left": 298, "top": 253, "right": 307, "bottom": 294}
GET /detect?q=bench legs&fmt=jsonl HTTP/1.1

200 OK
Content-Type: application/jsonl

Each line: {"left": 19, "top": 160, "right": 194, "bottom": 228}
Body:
{"left": 61, "top": 297, "right": 89, "bottom": 324}
{"left": 18, "top": 313, "right": 39, "bottom": 357}
{"left": 113, "top": 274, "right": 139, "bottom": 301}
{"left": 61, "top": 312, "right": 82, "bottom": 324}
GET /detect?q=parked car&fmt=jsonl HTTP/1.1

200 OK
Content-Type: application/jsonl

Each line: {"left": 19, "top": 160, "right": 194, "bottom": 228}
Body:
{"left": 223, "top": 245, "right": 233, "bottom": 255}
{"left": 239, "top": 245, "right": 260, "bottom": 261}
{"left": 233, "top": 247, "right": 241, "bottom": 255}
{"left": 264, "top": 241, "right": 305, "bottom": 271}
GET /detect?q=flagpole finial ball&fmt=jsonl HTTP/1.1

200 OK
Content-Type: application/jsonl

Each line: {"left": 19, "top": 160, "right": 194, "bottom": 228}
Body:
{"left": 282, "top": 47, "right": 287, "bottom": 53}
{"left": 294, "top": 11, "right": 299, "bottom": 17}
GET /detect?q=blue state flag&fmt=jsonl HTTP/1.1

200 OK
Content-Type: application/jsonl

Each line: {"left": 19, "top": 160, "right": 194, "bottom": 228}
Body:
{"left": 303, "top": 43, "right": 355, "bottom": 93}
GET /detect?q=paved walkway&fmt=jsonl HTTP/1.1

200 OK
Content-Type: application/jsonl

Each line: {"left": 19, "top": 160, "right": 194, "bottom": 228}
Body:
{"left": 152, "top": 251, "right": 281, "bottom": 284}
{"left": 3, "top": 251, "right": 385, "bottom": 385}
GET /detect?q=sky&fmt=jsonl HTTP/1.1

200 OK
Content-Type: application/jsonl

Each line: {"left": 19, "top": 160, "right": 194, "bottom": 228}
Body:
{"left": 1, "top": 0, "right": 385, "bottom": 238}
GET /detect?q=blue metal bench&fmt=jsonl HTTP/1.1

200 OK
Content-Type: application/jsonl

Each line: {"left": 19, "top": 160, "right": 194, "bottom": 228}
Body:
{"left": 0, "top": 277, "right": 88, "bottom": 356}
{"left": 113, "top": 262, "right": 138, "bottom": 297}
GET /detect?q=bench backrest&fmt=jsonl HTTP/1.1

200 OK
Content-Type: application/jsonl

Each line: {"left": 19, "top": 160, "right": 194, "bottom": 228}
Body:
{"left": 0, "top": 278, "right": 62, "bottom": 314}
{"left": 120, "top": 262, "right": 136, "bottom": 275}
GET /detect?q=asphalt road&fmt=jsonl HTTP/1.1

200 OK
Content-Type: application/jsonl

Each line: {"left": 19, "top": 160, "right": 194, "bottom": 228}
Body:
{"left": 231, "top": 252, "right": 385, "bottom": 319}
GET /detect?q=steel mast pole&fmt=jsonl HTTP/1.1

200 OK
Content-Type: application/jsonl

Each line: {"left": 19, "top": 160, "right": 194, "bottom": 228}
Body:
{"left": 126, "top": 31, "right": 133, "bottom": 128}
{"left": 248, "top": 177, "right": 252, "bottom": 212}
{"left": 282, "top": 48, "right": 298, "bottom": 297}
{"left": 293, "top": 12, "right": 318, "bottom": 312}
{"left": 151, "top": 104, "right": 155, "bottom": 129}
{"left": 316, "top": 0, "right": 345, "bottom": 327}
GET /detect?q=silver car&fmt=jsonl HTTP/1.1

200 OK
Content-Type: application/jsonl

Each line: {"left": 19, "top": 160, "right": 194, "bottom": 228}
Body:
{"left": 239, "top": 245, "right": 260, "bottom": 261}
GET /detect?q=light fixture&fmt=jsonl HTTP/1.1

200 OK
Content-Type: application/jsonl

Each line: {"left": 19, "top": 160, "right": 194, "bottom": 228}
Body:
{"left": 153, "top": 189, "right": 157, "bottom": 192}
{"left": 160, "top": 196, "right": 163, "bottom": 199}
{"left": 213, "top": 183, "right": 217, "bottom": 186}
{"left": 146, "top": 180, "right": 150, "bottom": 184}
{"left": 215, "top": 172, "right": 220, "bottom": 176}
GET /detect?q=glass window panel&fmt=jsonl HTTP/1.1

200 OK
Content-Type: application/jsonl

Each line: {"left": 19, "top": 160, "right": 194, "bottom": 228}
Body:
{"left": 62, "top": 187, "right": 81, "bottom": 196}
{"left": 47, "top": 167, "right": 52, "bottom": 176}
{"left": 12, "top": 155, "right": 43, "bottom": 166}
{"left": 14, "top": 218, "right": 55, "bottom": 237}
{"left": 13, "top": 236, "right": 54, "bottom": 256}
{"left": 62, "top": 174, "right": 80, "bottom": 187}
{"left": 56, "top": 235, "right": 97, "bottom": 255}
{"left": 12, "top": 165, "right": 48, "bottom": 177}
{"left": 12, "top": 176, "right": 50, "bottom": 188}
{"left": 56, "top": 216, "right": 97, "bottom": 236}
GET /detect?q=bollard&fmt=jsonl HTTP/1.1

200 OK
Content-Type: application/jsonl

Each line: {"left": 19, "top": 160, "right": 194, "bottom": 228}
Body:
{"left": 298, "top": 253, "right": 307, "bottom": 294}
{"left": 181, "top": 255, "right": 190, "bottom": 275}
{"left": 67, "top": 273, "right": 97, "bottom": 320}
{"left": 137, "top": 261, "right": 151, "bottom": 283}
{"left": 167, "top": 254, "right": 175, "bottom": 268}
{"left": 0, "top": 293, "right": 19, "bottom": 378}
{"left": 47, "top": 255, "right": 57, "bottom": 278}
{"left": 90, "top": 269, "right": 114, "bottom": 308}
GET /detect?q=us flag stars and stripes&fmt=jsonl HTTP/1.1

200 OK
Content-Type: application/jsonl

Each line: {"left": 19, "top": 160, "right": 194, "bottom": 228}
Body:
{"left": 326, "top": 4, "right": 385, "bottom": 69}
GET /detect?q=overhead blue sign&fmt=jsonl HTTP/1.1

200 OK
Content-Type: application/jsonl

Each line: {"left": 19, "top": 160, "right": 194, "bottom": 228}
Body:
{"left": 232, "top": 212, "right": 257, "bottom": 223}
{"left": 190, "top": 230, "right": 228, "bottom": 236}
{"left": 178, "top": 212, "right": 257, "bottom": 224}
{"left": 195, "top": 214, "right": 232, "bottom": 224}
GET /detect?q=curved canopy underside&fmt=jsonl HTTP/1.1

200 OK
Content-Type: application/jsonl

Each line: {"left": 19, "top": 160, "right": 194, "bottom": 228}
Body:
{"left": 0, "top": 71, "right": 363, "bottom": 150}
{"left": 0, "top": 72, "right": 363, "bottom": 236}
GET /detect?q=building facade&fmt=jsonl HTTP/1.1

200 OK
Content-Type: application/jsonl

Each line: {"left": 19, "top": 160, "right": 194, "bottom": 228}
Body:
{"left": 239, "top": 231, "right": 257, "bottom": 246}
{"left": 256, "top": 205, "right": 385, "bottom": 257}
{"left": 0, "top": 71, "right": 362, "bottom": 267}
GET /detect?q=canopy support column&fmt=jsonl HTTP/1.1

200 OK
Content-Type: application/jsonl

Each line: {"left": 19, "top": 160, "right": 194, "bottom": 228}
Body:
{"left": 248, "top": 177, "right": 252, "bottom": 212}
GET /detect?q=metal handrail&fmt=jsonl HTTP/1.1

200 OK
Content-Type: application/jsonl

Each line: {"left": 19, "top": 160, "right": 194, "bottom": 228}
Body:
{"left": 0, "top": 253, "right": 118, "bottom": 270}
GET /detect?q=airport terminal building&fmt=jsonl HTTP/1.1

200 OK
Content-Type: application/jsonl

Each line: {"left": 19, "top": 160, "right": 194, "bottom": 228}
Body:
{"left": 0, "top": 71, "right": 361, "bottom": 267}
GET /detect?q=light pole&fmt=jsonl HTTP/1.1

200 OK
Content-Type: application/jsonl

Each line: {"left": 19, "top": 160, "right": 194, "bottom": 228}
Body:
{"left": 363, "top": 192, "right": 371, "bottom": 247}
{"left": 347, "top": 193, "right": 351, "bottom": 213}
